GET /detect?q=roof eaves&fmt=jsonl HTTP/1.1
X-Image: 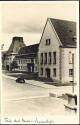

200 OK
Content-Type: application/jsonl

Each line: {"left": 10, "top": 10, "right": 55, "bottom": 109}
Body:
{"left": 59, "top": 45, "right": 76, "bottom": 48}
{"left": 39, "top": 18, "right": 49, "bottom": 45}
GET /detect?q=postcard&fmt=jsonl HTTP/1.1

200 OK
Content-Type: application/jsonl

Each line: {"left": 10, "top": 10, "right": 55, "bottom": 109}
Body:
{"left": 0, "top": 1, "right": 79, "bottom": 124}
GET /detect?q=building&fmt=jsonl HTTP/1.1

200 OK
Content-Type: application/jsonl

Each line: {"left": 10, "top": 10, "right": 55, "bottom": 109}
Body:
{"left": 14, "top": 44, "right": 39, "bottom": 73}
{"left": 1, "top": 51, "right": 7, "bottom": 70}
{"left": 38, "top": 18, "right": 77, "bottom": 84}
{"left": 3, "top": 36, "right": 26, "bottom": 70}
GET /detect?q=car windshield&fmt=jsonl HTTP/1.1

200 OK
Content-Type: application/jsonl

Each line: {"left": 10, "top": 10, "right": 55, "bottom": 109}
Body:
{"left": 17, "top": 76, "right": 23, "bottom": 79}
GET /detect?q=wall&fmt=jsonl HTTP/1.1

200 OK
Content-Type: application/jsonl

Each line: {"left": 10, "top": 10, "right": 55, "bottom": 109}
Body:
{"left": 60, "top": 47, "right": 77, "bottom": 83}
{"left": 16, "top": 58, "right": 38, "bottom": 73}
{"left": 4, "top": 54, "right": 17, "bottom": 70}
{"left": 38, "top": 19, "right": 61, "bottom": 81}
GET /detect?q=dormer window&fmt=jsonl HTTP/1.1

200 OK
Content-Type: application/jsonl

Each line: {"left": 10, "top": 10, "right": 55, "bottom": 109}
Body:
{"left": 69, "top": 30, "right": 72, "bottom": 32}
{"left": 46, "top": 39, "right": 51, "bottom": 45}
{"left": 72, "top": 36, "right": 76, "bottom": 42}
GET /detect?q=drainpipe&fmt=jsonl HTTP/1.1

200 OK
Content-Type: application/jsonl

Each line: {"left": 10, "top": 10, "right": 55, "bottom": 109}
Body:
{"left": 72, "top": 53, "right": 74, "bottom": 93}
{"left": 59, "top": 47, "right": 62, "bottom": 83}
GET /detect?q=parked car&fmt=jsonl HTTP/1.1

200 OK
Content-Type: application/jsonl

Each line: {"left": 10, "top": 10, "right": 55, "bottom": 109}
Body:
{"left": 16, "top": 76, "right": 25, "bottom": 83}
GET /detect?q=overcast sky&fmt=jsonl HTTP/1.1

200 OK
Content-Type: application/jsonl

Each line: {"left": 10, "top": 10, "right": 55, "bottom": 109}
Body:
{"left": 0, "top": 1, "right": 77, "bottom": 51}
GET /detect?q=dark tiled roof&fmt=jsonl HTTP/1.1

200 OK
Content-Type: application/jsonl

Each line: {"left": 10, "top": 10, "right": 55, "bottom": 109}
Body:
{"left": 2, "top": 51, "right": 7, "bottom": 59}
{"left": 18, "top": 44, "right": 39, "bottom": 54}
{"left": 2, "top": 51, "right": 7, "bottom": 55}
{"left": 50, "top": 18, "right": 76, "bottom": 47}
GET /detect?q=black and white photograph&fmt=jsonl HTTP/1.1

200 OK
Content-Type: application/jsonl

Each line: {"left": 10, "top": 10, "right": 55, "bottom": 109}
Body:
{"left": 0, "top": 1, "right": 79, "bottom": 124}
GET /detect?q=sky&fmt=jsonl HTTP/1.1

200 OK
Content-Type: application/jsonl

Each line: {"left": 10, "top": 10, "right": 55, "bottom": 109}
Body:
{"left": 0, "top": 1, "right": 77, "bottom": 51}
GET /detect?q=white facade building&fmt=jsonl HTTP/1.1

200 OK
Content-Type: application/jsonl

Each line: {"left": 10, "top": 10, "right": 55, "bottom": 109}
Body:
{"left": 14, "top": 44, "right": 39, "bottom": 73}
{"left": 38, "top": 18, "right": 77, "bottom": 84}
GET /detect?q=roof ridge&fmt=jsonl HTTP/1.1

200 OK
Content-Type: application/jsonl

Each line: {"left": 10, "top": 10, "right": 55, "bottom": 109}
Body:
{"left": 49, "top": 18, "right": 76, "bottom": 47}
{"left": 49, "top": 17, "right": 76, "bottom": 23}
{"left": 20, "top": 43, "right": 39, "bottom": 48}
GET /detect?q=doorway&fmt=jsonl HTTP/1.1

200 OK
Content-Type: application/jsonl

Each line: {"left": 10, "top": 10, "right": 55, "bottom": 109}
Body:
{"left": 6, "top": 65, "right": 9, "bottom": 71}
{"left": 46, "top": 68, "right": 50, "bottom": 78}
{"left": 27, "top": 63, "right": 34, "bottom": 72}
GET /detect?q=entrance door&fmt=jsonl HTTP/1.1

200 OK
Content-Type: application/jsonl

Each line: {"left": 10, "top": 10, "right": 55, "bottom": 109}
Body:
{"left": 27, "top": 63, "right": 34, "bottom": 72}
{"left": 6, "top": 65, "right": 9, "bottom": 71}
{"left": 46, "top": 68, "right": 50, "bottom": 78}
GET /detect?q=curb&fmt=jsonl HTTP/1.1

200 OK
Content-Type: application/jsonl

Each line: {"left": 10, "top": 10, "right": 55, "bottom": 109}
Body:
{"left": 2, "top": 74, "right": 56, "bottom": 89}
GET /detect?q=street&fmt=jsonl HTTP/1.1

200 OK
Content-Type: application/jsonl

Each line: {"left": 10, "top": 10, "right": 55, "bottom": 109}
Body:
{"left": 1, "top": 75, "right": 78, "bottom": 124}
{"left": 1, "top": 75, "right": 67, "bottom": 117}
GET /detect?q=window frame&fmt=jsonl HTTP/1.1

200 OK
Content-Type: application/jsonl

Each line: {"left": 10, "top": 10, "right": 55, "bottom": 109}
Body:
{"left": 53, "top": 51, "right": 56, "bottom": 64}
{"left": 40, "top": 53, "right": 43, "bottom": 64}
{"left": 46, "top": 39, "right": 51, "bottom": 45}
{"left": 44, "top": 53, "right": 47, "bottom": 64}
{"left": 69, "top": 69, "right": 73, "bottom": 76}
{"left": 40, "top": 68, "right": 43, "bottom": 75}
{"left": 53, "top": 68, "right": 56, "bottom": 77}
{"left": 48, "top": 52, "right": 52, "bottom": 64}
{"left": 69, "top": 52, "right": 74, "bottom": 64}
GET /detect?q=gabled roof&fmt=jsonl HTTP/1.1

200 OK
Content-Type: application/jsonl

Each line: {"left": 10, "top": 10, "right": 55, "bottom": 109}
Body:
{"left": 14, "top": 44, "right": 39, "bottom": 60}
{"left": 49, "top": 18, "right": 76, "bottom": 47}
{"left": 18, "top": 43, "right": 39, "bottom": 55}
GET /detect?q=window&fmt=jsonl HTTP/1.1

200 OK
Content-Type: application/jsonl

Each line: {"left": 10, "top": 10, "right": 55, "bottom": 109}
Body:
{"left": 40, "top": 68, "right": 43, "bottom": 75}
{"left": 69, "top": 30, "right": 72, "bottom": 32}
{"left": 69, "top": 52, "right": 74, "bottom": 64}
{"left": 53, "top": 52, "right": 56, "bottom": 64}
{"left": 19, "top": 60, "right": 20, "bottom": 64}
{"left": 53, "top": 68, "right": 56, "bottom": 77}
{"left": 69, "top": 69, "right": 73, "bottom": 76}
{"left": 72, "top": 36, "right": 76, "bottom": 42}
{"left": 35, "top": 59, "right": 37, "bottom": 64}
{"left": 75, "top": 96, "right": 77, "bottom": 105}
{"left": 44, "top": 53, "right": 47, "bottom": 64}
{"left": 46, "top": 39, "right": 51, "bottom": 45}
{"left": 40, "top": 53, "right": 43, "bottom": 64}
{"left": 24, "top": 60, "right": 26, "bottom": 63}
{"left": 35, "top": 66, "right": 37, "bottom": 71}
{"left": 31, "top": 59, "right": 34, "bottom": 63}
{"left": 48, "top": 52, "right": 52, "bottom": 64}
{"left": 21, "top": 60, "right": 22, "bottom": 64}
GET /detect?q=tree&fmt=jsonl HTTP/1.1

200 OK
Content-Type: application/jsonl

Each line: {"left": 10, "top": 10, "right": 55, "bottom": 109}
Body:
{"left": 10, "top": 61, "right": 18, "bottom": 71}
